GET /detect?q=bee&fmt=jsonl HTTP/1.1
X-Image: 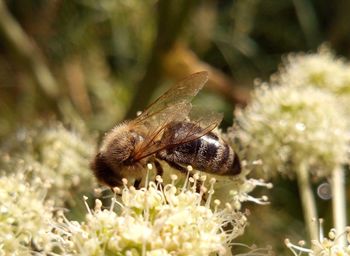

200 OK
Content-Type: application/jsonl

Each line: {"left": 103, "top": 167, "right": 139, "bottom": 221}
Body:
{"left": 91, "top": 71, "right": 241, "bottom": 188}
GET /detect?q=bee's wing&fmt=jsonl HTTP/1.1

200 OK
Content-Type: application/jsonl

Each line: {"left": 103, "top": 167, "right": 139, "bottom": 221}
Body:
{"left": 131, "top": 71, "right": 209, "bottom": 130}
{"left": 159, "top": 107, "right": 224, "bottom": 146}
{"left": 130, "top": 71, "right": 209, "bottom": 160}
{"left": 133, "top": 107, "right": 223, "bottom": 161}
{"left": 188, "top": 106, "right": 224, "bottom": 132}
{"left": 132, "top": 102, "right": 191, "bottom": 160}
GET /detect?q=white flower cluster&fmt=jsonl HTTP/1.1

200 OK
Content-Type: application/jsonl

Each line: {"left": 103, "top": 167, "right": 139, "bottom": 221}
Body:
{"left": 0, "top": 122, "right": 95, "bottom": 205}
{"left": 233, "top": 84, "right": 349, "bottom": 179}
{"left": 54, "top": 176, "right": 247, "bottom": 256}
{"left": 0, "top": 172, "right": 55, "bottom": 255}
{"left": 213, "top": 175, "right": 271, "bottom": 210}
{"left": 273, "top": 46, "right": 350, "bottom": 113}
{"left": 285, "top": 227, "right": 350, "bottom": 255}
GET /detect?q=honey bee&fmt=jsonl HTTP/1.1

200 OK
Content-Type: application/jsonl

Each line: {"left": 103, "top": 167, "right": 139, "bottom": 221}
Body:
{"left": 91, "top": 71, "right": 241, "bottom": 188}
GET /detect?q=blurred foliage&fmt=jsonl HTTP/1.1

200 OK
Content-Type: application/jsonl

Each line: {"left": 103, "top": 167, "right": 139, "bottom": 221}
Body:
{"left": 1, "top": 0, "right": 350, "bottom": 254}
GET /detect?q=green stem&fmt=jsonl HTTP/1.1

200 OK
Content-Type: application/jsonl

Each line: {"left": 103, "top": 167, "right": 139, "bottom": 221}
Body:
{"left": 0, "top": 0, "right": 59, "bottom": 99}
{"left": 332, "top": 166, "right": 347, "bottom": 246}
{"left": 0, "top": 0, "right": 78, "bottom": 119}
{"left": 125, "top": 0, "right": 199, "bottom": 118}
{"left": 296, "top": 164, "right": 318, "bottom": 242}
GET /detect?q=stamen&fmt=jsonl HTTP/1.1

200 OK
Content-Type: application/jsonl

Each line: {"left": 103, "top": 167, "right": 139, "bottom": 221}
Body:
{"left": 329, "top": 228, "right": 336, "bottom": 240}
{"left": 109, "top": 197, "right": 116, "bottom": 211}
{"left": 83, "top": 196, "right": 92, "bottom": 215}
{"left": 146, "top": 163, "right": 153, "bottom": 188}
{"left": 94, "top": 199, "right": 102, "bottom": 212}
{"left": 182, "top": 165, "right": 193, "bottom": 191}
{"left": 205, "top": 178, "right": 216, "bottom": 207}
{"left": 155, "top": 175, "right": 163, "bottom": 184}
{"left": 213, "top": 199, "right": 221, "bottom": 212}
{"left": 318, "top": 218, "right": 324, "bottom": 242}
{"left": 113, "top": 187, "right": 121, "bottom": 194}
{"left": 122, "top": 178, "right": 128, "bottom": 188}
{"left": 285, "top": 238, "right": 313, "bottom": 255}
{"left": 170, "top": 174, "right": 178, "bottom": 186}
{"left": 94, "top": 188, "right": 102, "bottom": 197}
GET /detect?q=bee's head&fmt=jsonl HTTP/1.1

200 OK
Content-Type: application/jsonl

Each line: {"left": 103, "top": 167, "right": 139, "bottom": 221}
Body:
{"left": 90, "top": 152, "right": 123, "bottom": 187}
{"left": 91, "top": 124, "right": 141, "bottom": 187}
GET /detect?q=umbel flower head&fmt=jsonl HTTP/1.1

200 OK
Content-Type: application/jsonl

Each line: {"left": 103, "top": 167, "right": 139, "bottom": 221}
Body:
{"left": 0, "top": 122, "right": 94, "bottom": 205}
{"left": 272, "top": 46, "right": 350, "bottom": 114}
{"left": 233, "top": 83, "right": 349, "bottom": 179}
{"left": 274, "top": 46, "right": 350, "bottom": 96}
{"left": 285, "top": 226, "right": 350, "bottom": 255}
{"left": 54, "top": 174, "right": 247, "bottom": 256}
{"left": 0, "top": 172, "right": 55, "bottom": 255}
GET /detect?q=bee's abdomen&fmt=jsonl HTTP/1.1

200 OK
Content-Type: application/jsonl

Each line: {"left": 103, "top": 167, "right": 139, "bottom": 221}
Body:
{"left": 158, "top": 129, "right": 241, "bottom": 176}
{"left": 192, "top": 132, "right": 240, "bottom": 175}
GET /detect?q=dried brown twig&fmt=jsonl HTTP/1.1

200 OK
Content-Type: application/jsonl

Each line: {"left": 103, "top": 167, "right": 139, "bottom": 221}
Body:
{"left": 126, "top": 0, "right": 249, "bottom": 118}
{"left": 162, "top": 43, "right": 250, "bottom": 106}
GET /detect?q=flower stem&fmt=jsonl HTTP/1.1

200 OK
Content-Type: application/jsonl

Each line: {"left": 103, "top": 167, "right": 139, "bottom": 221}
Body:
{"left": 296, "top": 164, "right": 318, "bottom": 242}
{"left": 331, "top": 166, "right": 347, "bottom": 246}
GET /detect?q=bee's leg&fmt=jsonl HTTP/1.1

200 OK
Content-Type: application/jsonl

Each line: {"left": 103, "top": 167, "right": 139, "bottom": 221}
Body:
{"left": 154, "top": 160, "right": 164, "bottom": 177}
{"left": 134, "top": 179, "right": 142, "bottom": 189}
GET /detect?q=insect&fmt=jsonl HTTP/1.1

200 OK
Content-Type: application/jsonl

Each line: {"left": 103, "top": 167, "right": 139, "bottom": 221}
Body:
{"left": 91, "top": 71, "right": 241, "bottom": 188}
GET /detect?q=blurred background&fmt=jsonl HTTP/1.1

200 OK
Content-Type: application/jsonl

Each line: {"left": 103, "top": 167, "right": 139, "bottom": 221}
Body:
{"left": 0, "top": 0, "right": 349, "bottom": 254}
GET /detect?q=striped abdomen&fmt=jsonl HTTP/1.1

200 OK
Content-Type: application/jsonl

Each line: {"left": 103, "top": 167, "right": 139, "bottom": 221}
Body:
{"left": 157, "top": 122, "right": 241, "bottom": 176}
